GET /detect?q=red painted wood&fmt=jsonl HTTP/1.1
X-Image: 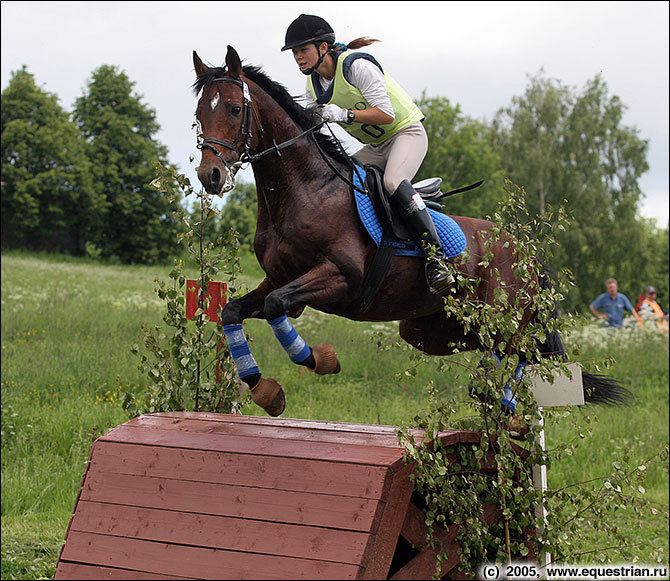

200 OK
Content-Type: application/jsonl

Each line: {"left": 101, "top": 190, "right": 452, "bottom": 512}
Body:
{"left": 102, "top": 424, "right": 405, "bottom": 468}
{"left": 56, "top": 413, "right": 529, "bottom": 580}
{"left": 80, "top": 470, "right": 381, "bottom": 532}
{"left": 360, "top": 464, "right": 415, "bottom": 579}
{"left": 400, "top": 501, "right": 430, "bottom": 547}
{"left": 59, "top": 531, "right": 362, "bottom": 580}
{"left": 89, "top": 441, "right": 389, "bottom": 499}
{"left": 389, "top": 503, "right": 503, "bottom": 580}
{"left": 70, "top": 501, "right": 371, "bottom": 564}
{"left": 185, "top": 280, "right": 226, "bottom": 323}
{"left": 126, "top": 414, "right": 413, "bottom": 449}
{"left": 54, "top": 562, "right": 192, "bottom": 580}
{"left": 153, "top": 411, "right": 430, "bottom": 440}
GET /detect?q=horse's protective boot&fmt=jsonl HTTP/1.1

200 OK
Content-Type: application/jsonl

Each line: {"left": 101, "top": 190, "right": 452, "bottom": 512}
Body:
{"left": 391, "top": 180, "right": 455, "bottom": 294}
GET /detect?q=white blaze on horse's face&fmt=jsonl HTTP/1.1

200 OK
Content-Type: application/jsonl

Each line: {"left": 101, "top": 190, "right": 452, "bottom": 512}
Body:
{"left": 210, "top": 91, "right": 220, "bottom": 111}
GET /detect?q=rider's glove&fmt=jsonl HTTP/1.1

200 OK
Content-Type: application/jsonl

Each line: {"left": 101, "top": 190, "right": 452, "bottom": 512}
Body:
{"left": 320, "top": 104, "right": 349, "bottom": 123}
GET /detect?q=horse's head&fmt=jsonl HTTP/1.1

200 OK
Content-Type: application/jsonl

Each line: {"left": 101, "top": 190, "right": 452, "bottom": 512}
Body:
{"left": 193, "top": 47, "right": 260, "bottom": 195}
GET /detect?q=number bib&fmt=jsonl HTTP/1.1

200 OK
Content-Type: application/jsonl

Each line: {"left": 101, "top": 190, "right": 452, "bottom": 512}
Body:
{"left": 307, "top": 50, "right": 424, "bottom": 145}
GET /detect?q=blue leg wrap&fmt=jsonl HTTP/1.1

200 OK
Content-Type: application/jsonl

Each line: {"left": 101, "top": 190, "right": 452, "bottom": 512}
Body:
{"left": 268, "top": 315, "right": 312, "bottom": 364}
{"left": 468, "top": 352, "right": 502, "bottom": 395}
{"left": 223, "top": 324, "right": 260, "bottom": 380}
{"left": 502, "top": 362, "right": 527, "bottom": 413}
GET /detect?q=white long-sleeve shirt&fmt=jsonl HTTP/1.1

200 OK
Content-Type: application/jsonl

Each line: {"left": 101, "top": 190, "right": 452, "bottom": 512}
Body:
{"left": 303, "top": 57, "right": 395, "bottom": 119}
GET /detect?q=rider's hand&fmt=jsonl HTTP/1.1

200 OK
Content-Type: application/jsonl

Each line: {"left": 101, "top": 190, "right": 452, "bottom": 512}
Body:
{"left": 320, "top": 104, "right": 348, "bottom": 123}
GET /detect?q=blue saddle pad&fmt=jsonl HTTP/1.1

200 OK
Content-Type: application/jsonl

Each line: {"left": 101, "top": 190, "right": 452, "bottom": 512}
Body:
{"left": 352, "top": 165, "right": 466, "bottom": 258}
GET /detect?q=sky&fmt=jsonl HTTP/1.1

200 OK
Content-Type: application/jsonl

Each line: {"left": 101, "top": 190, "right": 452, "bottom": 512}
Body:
{"left": 2, "top": 1, "right": 668, "bottom": 228}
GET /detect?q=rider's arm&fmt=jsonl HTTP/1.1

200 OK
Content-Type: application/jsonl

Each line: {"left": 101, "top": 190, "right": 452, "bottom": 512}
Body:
{"left": 346, "top": 58, "right": 395, "bottom": 125}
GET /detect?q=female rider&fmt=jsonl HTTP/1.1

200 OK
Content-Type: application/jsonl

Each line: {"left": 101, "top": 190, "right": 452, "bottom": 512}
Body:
{"left": 281, "top": 13, "right": 453, "bottom": 294}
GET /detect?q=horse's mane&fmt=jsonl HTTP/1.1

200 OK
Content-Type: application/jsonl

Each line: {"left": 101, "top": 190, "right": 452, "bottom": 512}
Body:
{"left": 193, "top": 64, "right": 349, "bottom": 165}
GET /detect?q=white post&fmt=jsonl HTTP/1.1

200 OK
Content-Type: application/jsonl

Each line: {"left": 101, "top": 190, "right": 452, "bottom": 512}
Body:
{"left": 532, "top": 407, "right": 551, "bottom": 570}
{"left": 528, "top": 363, "right": 585, "bottom": 575}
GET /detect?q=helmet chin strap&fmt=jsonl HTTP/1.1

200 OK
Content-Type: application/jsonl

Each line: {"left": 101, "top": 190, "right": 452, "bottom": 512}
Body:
{"left": 301, "top": 43, "right": 328, "bottom": 76}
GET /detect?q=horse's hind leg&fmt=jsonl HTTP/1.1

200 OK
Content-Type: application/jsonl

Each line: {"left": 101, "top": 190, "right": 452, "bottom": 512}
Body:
{"left": 400, "top": 315, "right": 526, "bottom": 414}
{"left": 399, "top": 313, "right": 476, "bottom": 355}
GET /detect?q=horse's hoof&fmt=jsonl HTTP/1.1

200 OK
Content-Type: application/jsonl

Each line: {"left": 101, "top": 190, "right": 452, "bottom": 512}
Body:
{"left": 311, "top": 343, "right": 341, "bottom": 375}
{"left": 506, "top": 415, "right": 530, "bottom": 438}
{"left": 250, "top": 377, "right": 286, "bottom": 417}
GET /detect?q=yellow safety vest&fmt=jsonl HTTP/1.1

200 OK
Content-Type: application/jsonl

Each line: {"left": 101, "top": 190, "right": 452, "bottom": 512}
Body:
{"left": 307, "top": 50, "right": 424, "bottom": 145}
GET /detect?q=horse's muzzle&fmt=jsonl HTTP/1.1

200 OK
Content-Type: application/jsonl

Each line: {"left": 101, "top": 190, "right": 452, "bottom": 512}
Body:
{"left": 197, "top": 157, "right": 237, "bottom": 196}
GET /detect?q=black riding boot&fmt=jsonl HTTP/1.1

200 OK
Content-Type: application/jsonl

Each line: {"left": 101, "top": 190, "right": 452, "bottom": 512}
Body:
{"left": 392, "top": 180, "right": 455, "bottom": 294}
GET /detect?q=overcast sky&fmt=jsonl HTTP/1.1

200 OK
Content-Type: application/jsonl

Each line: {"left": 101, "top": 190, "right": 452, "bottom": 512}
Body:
{"left": 2, "top": 1, "right": 668, "bottom": 227}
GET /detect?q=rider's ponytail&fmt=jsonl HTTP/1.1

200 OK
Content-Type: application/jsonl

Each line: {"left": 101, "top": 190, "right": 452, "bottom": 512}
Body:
{"left": 328, "top": 37, "right": 381, "bottom": 53}
{"left": 345, "top": 37, "right": 381, "bottom": 50}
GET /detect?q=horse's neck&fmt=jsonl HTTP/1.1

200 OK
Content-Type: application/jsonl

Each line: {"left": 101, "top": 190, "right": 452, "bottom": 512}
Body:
{"left": 251, "top": 101, "right": 347, "bottom": 224}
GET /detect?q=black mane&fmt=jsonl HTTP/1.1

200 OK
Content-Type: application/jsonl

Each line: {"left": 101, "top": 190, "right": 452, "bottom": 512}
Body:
{"left": 193, "top": 64, "right": 349, "bottom": 165}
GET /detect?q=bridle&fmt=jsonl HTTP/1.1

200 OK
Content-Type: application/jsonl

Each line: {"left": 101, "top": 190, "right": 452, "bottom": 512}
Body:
{"left": 197, "top": 75, "right": 325, "bottom": 169}
{"left": 197, "top": 77, "right": 261, "bottom": 168}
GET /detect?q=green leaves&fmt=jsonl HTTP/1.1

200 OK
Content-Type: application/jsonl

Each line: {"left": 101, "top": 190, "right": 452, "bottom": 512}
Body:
{"left": 124, "top": 165, "right": 244, "bottom": 416}
{"left": 396, "top": 184, "right": 583, "bottom": 573}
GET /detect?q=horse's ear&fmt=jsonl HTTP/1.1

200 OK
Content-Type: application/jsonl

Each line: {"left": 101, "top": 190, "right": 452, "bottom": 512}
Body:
{"left": 225, "top": 46, "right": 243, "bottom": 79}
{"left": 193, "top": 51, "right": 208, "bottom": 78}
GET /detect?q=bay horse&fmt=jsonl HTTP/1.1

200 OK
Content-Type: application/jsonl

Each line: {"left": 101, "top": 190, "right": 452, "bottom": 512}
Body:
{"left": 192, "top": 47, "right": 629, "bottom": 417}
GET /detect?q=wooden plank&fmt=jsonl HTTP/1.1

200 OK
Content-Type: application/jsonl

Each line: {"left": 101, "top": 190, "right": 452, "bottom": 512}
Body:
{"left": 360, "top": 464, "right": 415, "bottom": 579}
{"left": 59, "top": 531, "right": 362, "bottom": 580}
{"left": 125, "top": 415, "right": 414, "bottom": 449}
{"left": 80, "top": 470, "right": 381, "bottom": 532}
{"left": 101, "top": 424, "right": 404, "bottom": 468}
{"left": 147, "top": 412, "right": 428, "bottom": 439}
{"left": 55, "top": 562, "right": 193, "bottom": 580}
{"left": 57, "top": 440, "right": 98, "bottom": 566}
{"left": 89, "top": 441, "right": 389, "bottom": 499}
{"left": 400, "top": 502, "right": 430, "bottom": 547}
{"left": 70, "top": 501, "right": 371, "bottom": 565}
{"left": 390, "top": 503, "right": 503, "bottom": 580}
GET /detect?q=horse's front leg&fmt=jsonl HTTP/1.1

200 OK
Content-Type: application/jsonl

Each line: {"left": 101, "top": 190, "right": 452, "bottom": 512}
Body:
{"left": 220, "top": 279, "right": 289, "bottom": 416}
{"left": 221, "top": 263, "right": 350, "bottom": 417}
{"left": 263, "top": 261, "right": 351, "bottom": 377}
{"left": 227, "top": 261, "right": 348, "bottom": 416}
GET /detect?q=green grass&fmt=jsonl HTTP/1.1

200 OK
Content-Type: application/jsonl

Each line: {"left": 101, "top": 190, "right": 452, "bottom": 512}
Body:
{"left": 2, "top": 251, "right": 668, "bottom": 578}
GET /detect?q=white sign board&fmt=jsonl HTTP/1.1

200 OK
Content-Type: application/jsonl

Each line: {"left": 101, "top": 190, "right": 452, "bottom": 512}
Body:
{"left": 527, "top": 362, "right": 585, "bottom": 408}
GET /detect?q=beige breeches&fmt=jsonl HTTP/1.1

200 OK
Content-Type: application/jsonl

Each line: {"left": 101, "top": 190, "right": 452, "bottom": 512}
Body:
{"left": 353, "top": 122, "right": 428, "bottom": 196}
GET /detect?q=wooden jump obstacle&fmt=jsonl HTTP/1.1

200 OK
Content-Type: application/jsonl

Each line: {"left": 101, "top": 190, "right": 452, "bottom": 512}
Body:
{"left": 54, "top": 412, "right": 521, "bottom": 580}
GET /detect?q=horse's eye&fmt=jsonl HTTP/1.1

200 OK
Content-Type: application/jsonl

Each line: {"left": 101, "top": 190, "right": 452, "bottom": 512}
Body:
{"left": 231, "top": 105, "right": 242, "bottom": 116}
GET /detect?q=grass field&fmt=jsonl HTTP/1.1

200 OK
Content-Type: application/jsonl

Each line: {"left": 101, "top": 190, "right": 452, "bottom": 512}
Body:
{"left": 1, "top": 251, "right": 668, "bottom": 579}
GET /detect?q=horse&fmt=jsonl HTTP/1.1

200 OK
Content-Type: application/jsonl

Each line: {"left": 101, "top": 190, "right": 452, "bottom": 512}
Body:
{"left": 192, "top": 46, "right": 630, "bottom": 418}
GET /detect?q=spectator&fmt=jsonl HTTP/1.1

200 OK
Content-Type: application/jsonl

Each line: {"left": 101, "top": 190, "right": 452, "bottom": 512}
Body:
{"left": 638, "top": 285, "right": 669, "bottom": 333}
{"left": 590, "top": 278, "right": 641, "bottom": 328}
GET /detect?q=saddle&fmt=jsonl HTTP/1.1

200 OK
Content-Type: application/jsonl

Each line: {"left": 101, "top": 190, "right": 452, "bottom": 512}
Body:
{"left": 364, "top": 165, "right": 444, "bottom": 244}
{"left": 349, "top": 164, "right": 481, "bottom": 312}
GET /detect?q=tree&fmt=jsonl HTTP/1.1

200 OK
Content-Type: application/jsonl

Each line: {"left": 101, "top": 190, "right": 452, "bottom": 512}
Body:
{"left": 72, "top": 65, "right": 182, "bottom": 263}
{"left": 415, "top": 93, "right": 506, "bottom": 219}
{"left": 493, "top": 72, "right": 650, "bottom": 309}
{"left": 1, "top": 67, "right": 101, "bottom": 253}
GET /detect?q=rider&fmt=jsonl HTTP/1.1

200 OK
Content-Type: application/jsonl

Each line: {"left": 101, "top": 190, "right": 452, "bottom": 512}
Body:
{"left": 281, "top": 13, "right": 454, "bottom": 294}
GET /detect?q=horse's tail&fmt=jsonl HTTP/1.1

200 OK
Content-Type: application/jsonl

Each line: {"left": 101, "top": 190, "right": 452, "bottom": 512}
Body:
{"left": 534, "top": 261, "right": 634, "bottom": 406}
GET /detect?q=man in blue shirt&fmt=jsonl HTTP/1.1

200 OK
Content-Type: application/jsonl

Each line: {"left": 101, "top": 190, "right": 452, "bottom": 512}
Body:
{"left": 590, "top": 278, "right": 641, "bottom": 328}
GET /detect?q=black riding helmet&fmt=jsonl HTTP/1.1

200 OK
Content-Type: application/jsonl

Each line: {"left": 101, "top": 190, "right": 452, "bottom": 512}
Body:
{"left": 281, "top": 14, "right": 336, "bottom": 51}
